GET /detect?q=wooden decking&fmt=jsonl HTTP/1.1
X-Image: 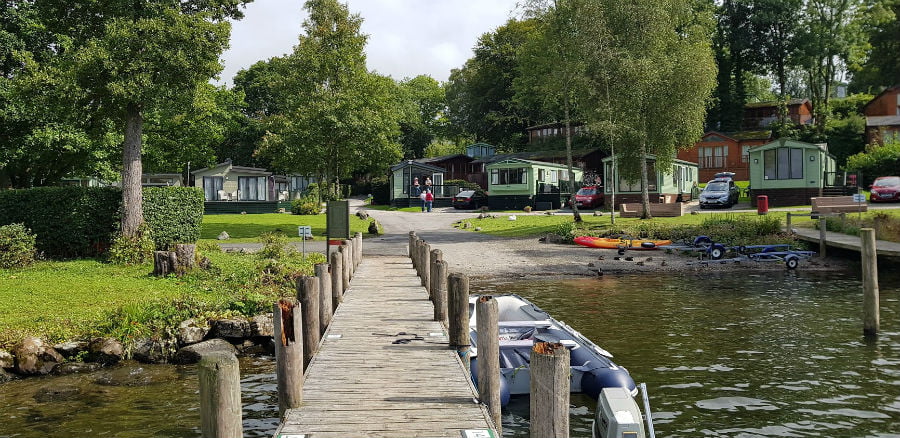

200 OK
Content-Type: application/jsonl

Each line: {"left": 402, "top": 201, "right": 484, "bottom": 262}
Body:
{"left": 274, "top": 255, "right": 496, "bottom": 438}
{"left": 791, "top": 227, "right": 900, "bottom": 258}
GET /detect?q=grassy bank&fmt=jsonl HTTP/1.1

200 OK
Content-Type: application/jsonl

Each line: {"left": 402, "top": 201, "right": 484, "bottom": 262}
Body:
{"left": 200, "top": 213, "right": 373, "bottom": 243}
{"left": 821, "top": 210, "right": 900, "bottom": 243}
{"left": 0, "top": 244, "right": 325, "bottom": 349}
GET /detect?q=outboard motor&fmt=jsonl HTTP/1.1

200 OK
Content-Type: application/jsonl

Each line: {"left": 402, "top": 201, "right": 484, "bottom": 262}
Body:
{"left": 592, "top": 387, "right": 646, "bottom": 438}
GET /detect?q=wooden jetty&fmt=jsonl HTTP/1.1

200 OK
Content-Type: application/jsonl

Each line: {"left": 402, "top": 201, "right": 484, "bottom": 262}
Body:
{"left": 790, "top": 226, "right": 900, "bottom": 258}
{"left": 273, "top": 254, "right": 497, "bottom": 438}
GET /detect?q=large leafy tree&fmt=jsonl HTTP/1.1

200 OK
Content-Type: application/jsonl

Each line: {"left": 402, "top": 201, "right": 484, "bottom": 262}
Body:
{"left": 397, "top": 75, "right": 446, "bottom": 159}
{"left": 849, "top": 0, "right": 899, "bottom": 92}
{"left": 36, "top": 0, "right": 251, "bottom": 237}
{"left": 750, "top": 0, "right": 802, "bottom": 97}
{"left": 261, "top": 0, "right": 401, "bottom": 194}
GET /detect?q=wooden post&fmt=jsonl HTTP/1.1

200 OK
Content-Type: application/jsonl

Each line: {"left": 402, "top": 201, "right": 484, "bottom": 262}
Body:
{"left": 818, "top": 216, "right": 827, "bottom": 258}
{"left": 413, "top": 239, "right": 422, "bottom": 275}
{"left": 786, "top": 212, "right": 792, "bottom": 234}
{"left": 433, "top": 260, "right": 448, "bottom": 324}
{"left": 448, "top": 273, "right": 471, "bottom": 369}
{"left": 429, "top": 249, "right": 443, "bottom": 301}
{"left": 861, "top": 228, "right": 880, "bottom": 336}
{"left": 476, "top": 296, "right": 501, "bottom": 432}
{"left": 421, "top": 243, "right": 431, "bottom": 288}
{"left": 530, "top": 342, "right": 570, "bottom": 438}
{"left": 408, "top": 231, "right": 416, "bottom": 259}
{"left": 355, "top": 232, "right": 363, "bottom": 268}
{"left": 273, "top": 299, "right": 303, "bottom": 417}
{"left": 330, "top": 250, "right": 343, "bottom": 311}
{"left": 344, "top": 238, "right": 354, "bottom": 277}
{"left": 198, "top": 351, "right": 243, "bottom": 438}
{"left": 316, "top": 263, "right": 332, "bottom": 335}
{"left": 340, "top": 243, "right": 351, "bottom": 292}
{"left": 297, "top": 276, "right": 320, "bottom": 368}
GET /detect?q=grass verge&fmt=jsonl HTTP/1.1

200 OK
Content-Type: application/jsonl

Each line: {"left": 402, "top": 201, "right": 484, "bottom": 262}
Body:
{"left": 200, "top": 213, "right": 373, "bottom": 243}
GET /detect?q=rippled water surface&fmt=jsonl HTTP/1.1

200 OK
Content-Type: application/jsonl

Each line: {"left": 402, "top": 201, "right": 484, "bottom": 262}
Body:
{"left": 1, "top": 269, "right": 898, "bottom": 438}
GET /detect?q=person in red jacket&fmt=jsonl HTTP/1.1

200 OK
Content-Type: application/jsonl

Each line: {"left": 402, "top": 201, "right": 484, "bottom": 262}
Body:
{"left": 424, "top": 189, "right": 434, "bottom": 212}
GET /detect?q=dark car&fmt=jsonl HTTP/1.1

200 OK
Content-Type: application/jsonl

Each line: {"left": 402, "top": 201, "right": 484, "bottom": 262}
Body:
{"left": 870, "top": 176, "right": 900, "bottom": 203}
{"left": 452, "top": 190, "right": 486, "bottom": 209}
{"left": 699, "top": 179, "right": 739, "bottom": 208}
{"left": 572, "top": 186, "right": 604, "bottom": 209}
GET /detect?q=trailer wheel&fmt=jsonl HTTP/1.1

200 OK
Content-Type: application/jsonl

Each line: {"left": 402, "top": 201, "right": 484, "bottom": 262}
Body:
{"left": 710, "top": 244, "right": 726, "bottom": 260}
{"left": 785, "top": 256, "right": 799, "bottom": 270}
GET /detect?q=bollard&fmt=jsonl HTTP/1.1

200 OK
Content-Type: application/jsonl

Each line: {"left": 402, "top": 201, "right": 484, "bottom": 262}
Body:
{"left": 316, "top": 263, "right": 332, "bottom": 335}
{"left": 344, "top": 238, "right": 354, "bottom": 278}
{"left": 408, "top": 231, "right": 416, "bottom": 258}
{"left": 448, "top": 273, "right": 471, "bottom": 369}
{"left": 198, "top": 352, "right": 243, "bottom": 438}
{"left": 340, "top": 243, "right": 351, "bottom": 292}
{"left": 476, "top": 296, "right": 501, "bottom": 432}
{"left": 786, "top": 212, "right": 792, "bottom": 234}
{"left": 413, "top": 239, "right": 423, "bottom": 276}
{"left": 433, "top": 260, "right": 449, "bottom": 324}
{"left": 421, "top": 243, "right": 431, "bottom": 288}
{"left": 355, "top": 232, "right": 363, "bottom": 268}
{"left": 273, "top": 299, "right": 303, "bottom": 417}
{"left": 819, "top": 216, "right": 827, "bottom": 258}
{"left": 429, "top": 249, "right": 443, "bottom": 301}
{"left": 297, "top": 276, "right": 320, "bottom": 368}
{"left": 530, "top": 342, "right": 570, "bottom": 438}
{"left": 330, "top": 250, "right": 343, "bottom": 311}
{"left": 861, "top": 228, "right": 880, "bottom": 336}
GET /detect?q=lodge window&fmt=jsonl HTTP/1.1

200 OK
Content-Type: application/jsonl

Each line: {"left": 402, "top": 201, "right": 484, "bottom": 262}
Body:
{"left": 699, "top": 146, "right": 727, "bottom": 169}
{"left": 490, "top": 168, "right": 527, "bottom": 185}
{"left": 238, "top": 176, "right": 268, "bottom": 201}
{"left": 203, "top": 176, "right": 223, "bottom": 200}
{"left": 618, "top": 162, "right": 657, "bottom": 192}
{"left": 763, "top": 147, "right": 803, "bottom": 180}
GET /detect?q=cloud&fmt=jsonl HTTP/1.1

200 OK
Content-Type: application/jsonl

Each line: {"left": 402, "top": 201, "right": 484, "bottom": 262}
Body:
{"left": 217, "top": 0, "right": 518, "bottom": 86}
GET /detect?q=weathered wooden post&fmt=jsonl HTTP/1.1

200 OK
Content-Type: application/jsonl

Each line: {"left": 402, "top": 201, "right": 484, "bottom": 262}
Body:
{"left": 429, "top": 248, "right": 443, "bottom": 301}
{"left": 861, "top": 228, "right": 880, "bottom": 336}
{"left": 413, "top": 238, "right": 422, "bottom": 275}
{"left": 198, "top": 351, "right": 243, "bottom": 438}
{"left": 344, "top": 238, "right": 354, "bottom": 277}
{"left": 448, "top": 273, "right": 471, "bottom": 370}
{"left": 273, "top": 299, "right": 303, "bottom": 417}
{"left": 408, "top": 231, "right": 416, "bottom": 259}
{"left": 476, "top": 295, "right": 501, "bottom": 432}
{"left": 421, "top": 243, "right": 431, "bottom": 288}
{"left": 819, "top": 216, "right": 827, "bottom": 258}
{"left": 340, "top": 242, "right": 351, "bottom": 292}
{"left": 433, "top": 260, "right": 448, "bottom": 324}
{"left": 354, "top": 232, "right": 363, "bottom": 268}
{"left": 316, "top": 263, "right": 332, "bottom": 335}
{"left": 297, "top": 276, "right": 320, "bottom": 368}
{"left": 786, "top": 212, "right": 792, "bottom": 234}
{"left": 330, "top": 250, "right": 343, "bottom": 311}
{"left": 530, "top": 342, "right": 570, "bottom": 438}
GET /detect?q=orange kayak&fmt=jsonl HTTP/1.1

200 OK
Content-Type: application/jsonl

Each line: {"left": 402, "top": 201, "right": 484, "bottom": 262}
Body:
{"left": 574, "top": 236, "right": 672, "bottom": 250}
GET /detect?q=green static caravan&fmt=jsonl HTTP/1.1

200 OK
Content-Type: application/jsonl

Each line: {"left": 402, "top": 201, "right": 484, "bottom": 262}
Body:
{"left": 389, "top": 160, "right": 451, "bottom": 207}
{"left": 600, "top": 155, "right": 700, "bottom": 208}
{"left": 748, "top": 139, "right": 840, "bottom": 207}
{"left": 485, "top": 158, "right": 583, "bottom": 210}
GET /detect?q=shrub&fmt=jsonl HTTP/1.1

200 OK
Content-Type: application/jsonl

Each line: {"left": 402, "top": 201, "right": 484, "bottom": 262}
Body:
{"left": 0, "top": 223, "right": 37, "bottom": 268}
{"left": 553, "top": 221, "right": 579, "bottom": 243}
{"left": 142, "top": 187, "right": 204, "bottom": 250}
{"left": 291, "top": 198, "right": 321, "bottom": 215}
{"left": 846, "top": 140, "right": 900, "bottom": 186}
{"left": 370, "top": 176, "right": 390, "bottom": 205}
{"left": 257, "top": 232, "right": 292, "bottom": 260}
{"left": 523, "top": 206, "right": 533, "bottom": 213}
{"left": 107, "top": 226, "right": 155, "bottom": 265}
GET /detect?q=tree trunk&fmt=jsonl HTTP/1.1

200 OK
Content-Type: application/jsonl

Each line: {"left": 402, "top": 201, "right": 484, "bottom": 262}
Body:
{"left": 122, "top": 103, "right": 144, "bottom": 238}
{"left": 639, "top": 142, "right": 652, "bottom": 220}
{"left": 564, "top": 104, "right": 581, "bottom": 223}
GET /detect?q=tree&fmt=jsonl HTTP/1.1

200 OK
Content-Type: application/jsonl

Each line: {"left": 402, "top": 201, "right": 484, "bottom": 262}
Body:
{"left": 849, "top": 0, "right": 899, "bottom": 92}
{"left": 38, "top": 0, "right": 251, "bottom": 237}
{"left": 261, "top": 0, "right": 402, "bottom": 196}
{"left": 233, "top": 57, "right": 289, "bottom": 118}
{"left": 583, "top": 0, "right": 717, "bottom": 218}
{"left": 397, "top": 75, "right": 446, "bottom": 159}
{"left": 750, "top": 0, "right": 802, "bottom": 97}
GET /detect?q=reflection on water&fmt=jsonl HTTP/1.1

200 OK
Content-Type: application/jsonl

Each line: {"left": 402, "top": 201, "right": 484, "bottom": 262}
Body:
{"left": 473, "top": 269, "right": 900, "bottom": 437}
{"left": 1, "top": 269, "right": 898, "bottom": 438}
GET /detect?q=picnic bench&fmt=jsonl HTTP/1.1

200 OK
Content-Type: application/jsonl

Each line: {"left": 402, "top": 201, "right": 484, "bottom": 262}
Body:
{"left": 619, "top": 202, "right": 685, "bottom": 218}
{"left": 811, "top": 196, "right": 867, "bottom": 214}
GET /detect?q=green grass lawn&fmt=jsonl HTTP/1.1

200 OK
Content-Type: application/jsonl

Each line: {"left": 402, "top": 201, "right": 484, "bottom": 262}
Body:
{"left": 200, "top": 213, "right": 373, "bottom": 243}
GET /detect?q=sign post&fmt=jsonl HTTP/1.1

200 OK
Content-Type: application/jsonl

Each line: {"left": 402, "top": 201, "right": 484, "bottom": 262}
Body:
{"left": 852, "top": 193, "right": 866, "bottom": 222}
{"left": 297, "top": 225, "right": 312, "bottom": 259}
{"left": 326, "top": 200, "right": 350, "bottom": 257}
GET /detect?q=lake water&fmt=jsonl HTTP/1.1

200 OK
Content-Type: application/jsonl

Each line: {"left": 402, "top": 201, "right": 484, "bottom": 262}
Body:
{"left": 1, "top": 268, "right": 898, "bottom": 437}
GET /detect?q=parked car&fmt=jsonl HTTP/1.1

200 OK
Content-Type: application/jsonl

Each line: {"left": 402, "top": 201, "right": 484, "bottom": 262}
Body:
{"left": 699, "top": 179, "right": 739, "bottom": 208}
{"left": 870, "top": 176, "right": 900, "bottom": 202}
{"left": 571, "top": 186, "right": 604, "bottom": 209}
{"left": 452, "top": 190, "right": 486, "bottom": 209}
{"left": 713, "top": 171, "right": 736, "bottom": 181}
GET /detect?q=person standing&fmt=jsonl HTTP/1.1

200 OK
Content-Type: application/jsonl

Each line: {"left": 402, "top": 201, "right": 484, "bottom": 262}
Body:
{"left": 425, "top": 189, "right": 434, "bottom": 212}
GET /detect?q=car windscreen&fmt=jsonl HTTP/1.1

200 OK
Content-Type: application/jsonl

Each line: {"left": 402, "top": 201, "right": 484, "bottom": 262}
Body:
{"left": 576, "top": 188, "right": 596, "bottom": 195}
{"left": 456, "top": 190, "right": 475, "bottom": 197}
{"left": 704, "top": 182, "right": 728, "bottom": 192}
{"left": 874, "top": 177, "right": 900, "bottom": 187}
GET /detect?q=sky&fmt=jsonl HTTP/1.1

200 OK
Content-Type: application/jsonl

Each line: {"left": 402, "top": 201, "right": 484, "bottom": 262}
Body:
{"left": 217, "top": 0, "right": 520, "bottom": 86}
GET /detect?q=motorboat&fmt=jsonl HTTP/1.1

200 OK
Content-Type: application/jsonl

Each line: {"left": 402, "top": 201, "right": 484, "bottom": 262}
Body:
{"left": 468, "top": 294, "right": 636, "bottom": 407}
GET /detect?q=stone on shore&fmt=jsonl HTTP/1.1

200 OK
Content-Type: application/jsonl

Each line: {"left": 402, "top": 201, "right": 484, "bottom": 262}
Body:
{"left": 172, "top": 339, "right": 237, "bottom": 365}
{"left": 13, "top": 337, "right": 63, "bottom": 375}
{"left": 133, "top": 338, "right": 169, "bottom": 364}
{"left": 0, "top": 349, "right": 13, "bottom": 369}
{"left": 177, "top": 319, "right": 209, "bottom": 345}
{"left": 213, "top": 318, "right": 250, "bottom": 339}
{"left": 53, "top": 362, "right": 103, "bottom": 375}
{"left": 0, "top": 369, "right": 14, "bottom": 383}
{"left": 250, "top": 314, "right": 274, "bottom": 338}
{"left": 88, "top": 337, "right": 124, "bottom": 365}
{"left": 53, "top": 341, "right": 89, "bottom": 359}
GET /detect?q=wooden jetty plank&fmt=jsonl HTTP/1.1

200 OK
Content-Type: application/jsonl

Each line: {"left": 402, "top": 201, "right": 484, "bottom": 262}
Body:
{"left": 274, "top": 255, "right": 495, "bottom": 438}
{"left": 791, "top": 226, "right": 900, "bottom": 257}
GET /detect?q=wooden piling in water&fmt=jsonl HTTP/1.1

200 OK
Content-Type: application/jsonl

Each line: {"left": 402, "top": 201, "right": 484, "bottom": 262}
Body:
{"left": 429, "top": 249, "right": 443, "bottom": 301}
{"left": 341, "top": 242, "right": 351, "bottom": 292}
{"left": 819, "top": 217, "right": 827, "bottom": 258}
{"left": 273, "top": 299, "right": 303, "bottom": 417}
{"left": 330, "top": 250, "right": 343, "bottom": 311}
{"left": 297, "top": 276, "right": 320, "bottom": 368}
{"left": 448, "top": 273, "right": 471, "bottom": 370}
{"left": 530, "top": 342, "right": 570, "bottom": 438}
{"left": 433, "top": 260, "right": 448, "bottom": 324}
{"left": 316, "top": 263, "right": 332, "bottom": 335}
{"left": 861, "top": 228, "right": 880, "bottom": 336}
{"left": 476, "top": 295, "right": 501, "bottom": 432}
{"left": 198, "top": 351, "right": 243, "bottom": 438}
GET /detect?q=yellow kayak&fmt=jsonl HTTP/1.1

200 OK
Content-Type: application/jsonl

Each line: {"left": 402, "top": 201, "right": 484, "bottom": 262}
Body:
{"left": 574, "top": 236, "right": 672, "bottom": 250}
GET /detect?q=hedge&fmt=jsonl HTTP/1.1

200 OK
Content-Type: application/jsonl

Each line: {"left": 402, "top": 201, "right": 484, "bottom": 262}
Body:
{"left": 0, "top": 186, "right": 204, "bottom": 258}
{"left": 370, "top": 176, "right": 390, "bottom": 205}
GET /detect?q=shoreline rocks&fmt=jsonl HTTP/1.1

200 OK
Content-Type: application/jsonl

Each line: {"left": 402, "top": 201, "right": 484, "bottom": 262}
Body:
{"left": 14, "top": 337, "right": 63, "bottom": 375}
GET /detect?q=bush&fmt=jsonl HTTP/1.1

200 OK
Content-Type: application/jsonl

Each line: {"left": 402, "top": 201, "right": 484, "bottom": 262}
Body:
{"left": 553, "top": 221, "right": 579, "bottom": 243}
{"left": 143, "top": 187, "right": 204, "bottom": 250}
{"left": 107, "top": 226, "right": 155, "bottom": 265}
{"left": 370, "top": 176, "right": 390, "bottom": 205}
{"left": 291, "top": 198, "right": 321, "bottom": 215}
{"left": 0, "top": 223, "right": 37, "bottom": 268}
{"left": 846, "top": 140, "right": 900, "bottom": 186}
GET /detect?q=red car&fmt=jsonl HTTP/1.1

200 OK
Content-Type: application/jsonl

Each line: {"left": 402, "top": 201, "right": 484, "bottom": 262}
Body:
{"left": 572, "top": 186, "right": 604, "bottom": 209}
{"left": 870, "top": 176, "right": 900, "bottom": 202}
